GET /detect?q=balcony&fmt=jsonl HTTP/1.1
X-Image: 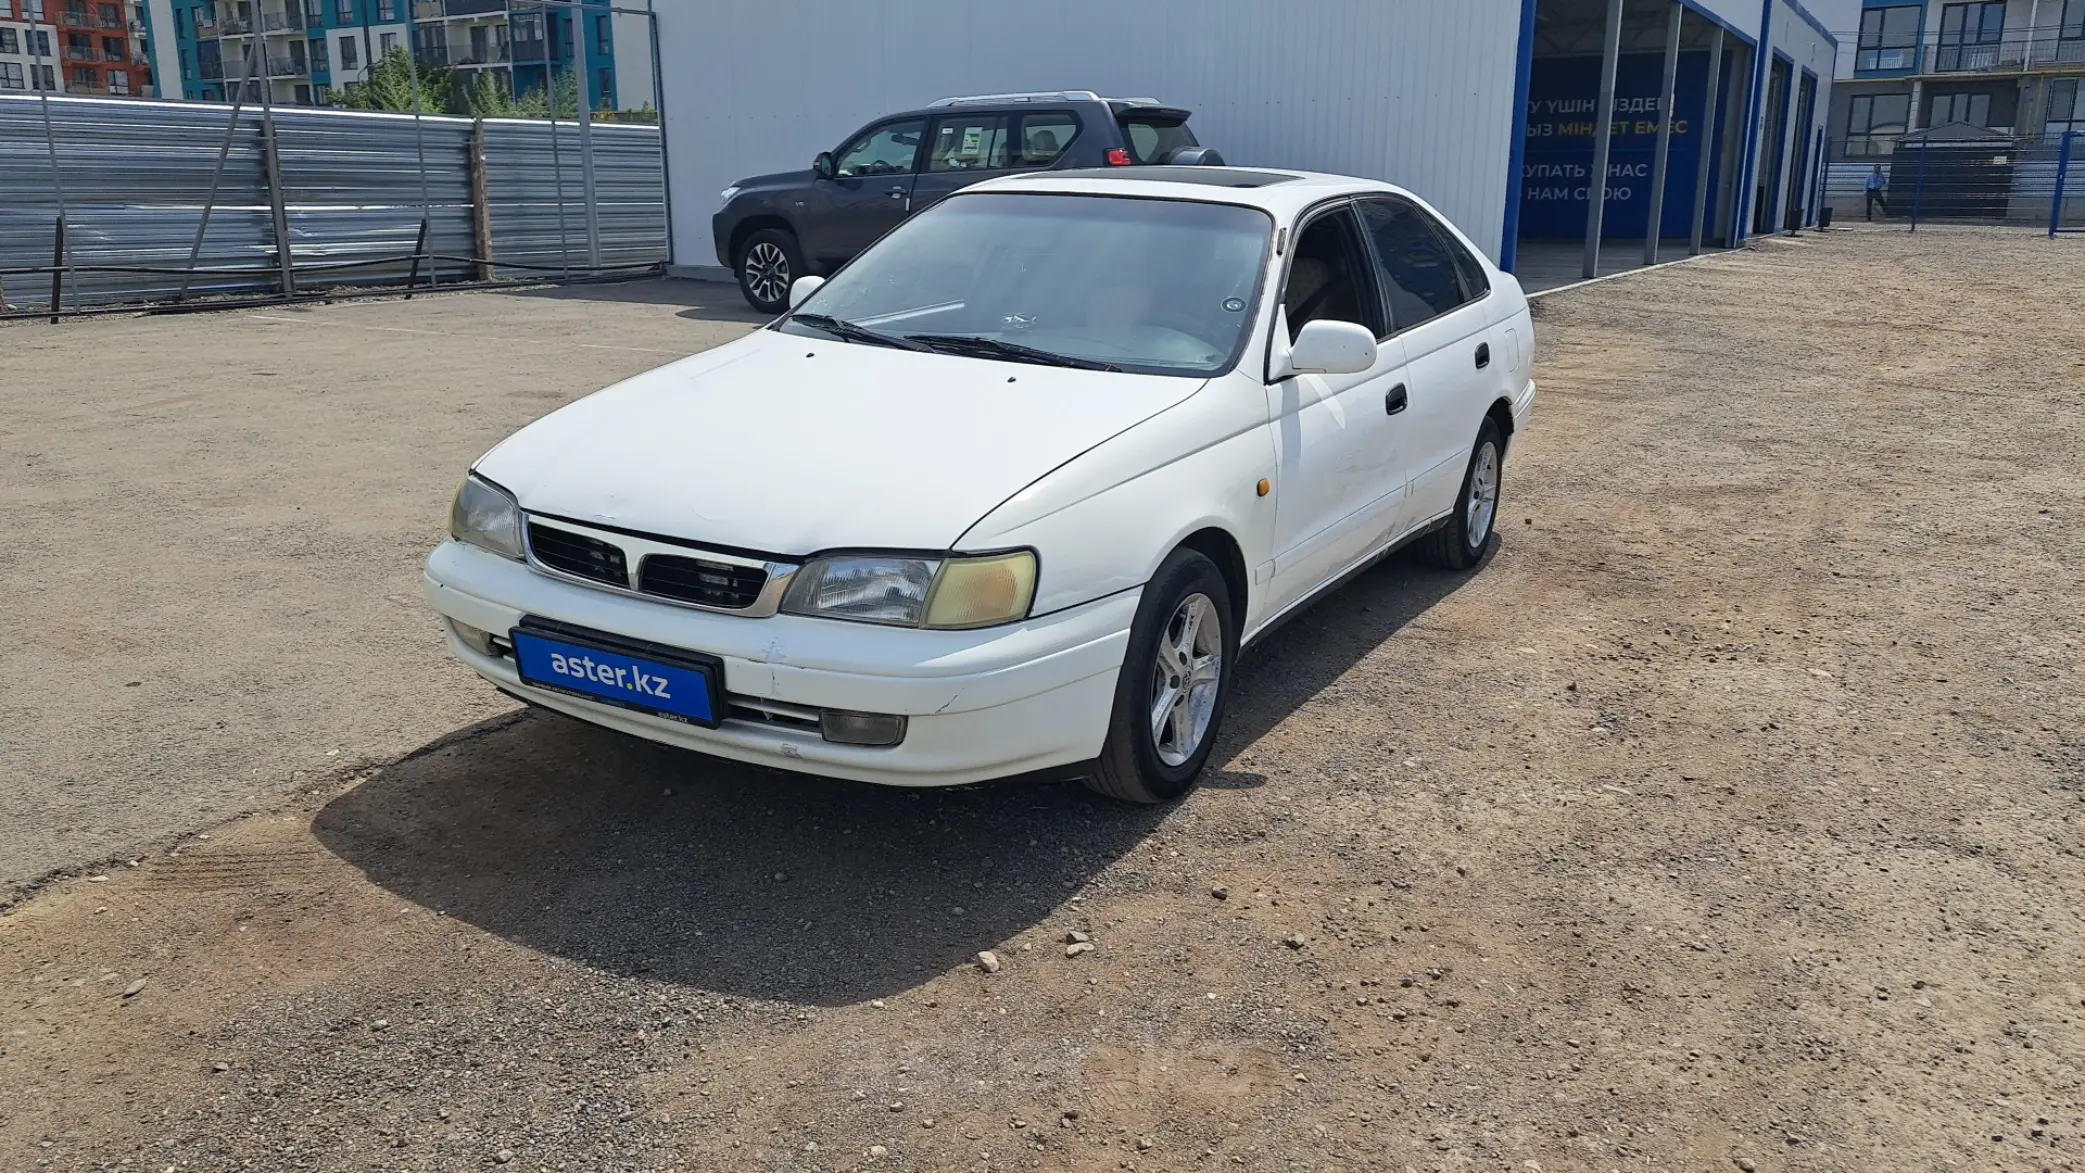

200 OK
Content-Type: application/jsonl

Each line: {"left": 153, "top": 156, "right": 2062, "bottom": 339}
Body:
{"left": 218, "top": 18, "right": 252, "bottom": 34}
{"left": 414, "top": 42, "right": 449, "bottom": 65}
{"left": 1856, "top": 32, "right": 2085, "bottom": 78}
{"left": 267, "top": 55, "right": 302, "bottom": 75}
{"left": 452, "top": 41, "right": 508, "bottom": 64}
{"left": 260, "top": 11, "right": 304, "bottom": 32}
{"left": 414, "top": 0, "right": 507, "bottom": 19}
{"left": 101, "top": 47, "right": 125, "bottom": 61}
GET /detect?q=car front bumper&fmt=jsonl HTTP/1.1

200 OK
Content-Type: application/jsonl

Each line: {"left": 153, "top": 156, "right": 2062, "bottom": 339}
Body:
{"left": 423, "top": 541, "right": 1135, "bottom": 787}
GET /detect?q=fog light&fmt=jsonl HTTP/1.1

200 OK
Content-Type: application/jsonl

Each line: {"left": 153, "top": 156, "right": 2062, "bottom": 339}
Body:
{"left": 449, "top": 619, "right": 500, "bottom": 657}
{"left": 819, "top": 709, "right": 908, "bottom": 747}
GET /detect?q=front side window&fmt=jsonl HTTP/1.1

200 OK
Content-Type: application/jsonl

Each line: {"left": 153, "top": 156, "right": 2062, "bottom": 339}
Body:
{"left": 834, "top": 118, "right": 923, "bottom": 178}
{"left": 1283, "top": 208, "right": 1384, "bottom": 342}
{"left": 1857, "top": 5, "right": 1924, "bottom": 72}
{"left": 786, "top": 193, "right": 1271, "bottom": 378}
{"left": 1356, "top": 197, "right": 1478, "bottom": 332}
{"left": 1012, "top": 112, "right": 1079, "bottom": 169}
{"left": 926, "top": 114, "right": 1009, "bottom": 173}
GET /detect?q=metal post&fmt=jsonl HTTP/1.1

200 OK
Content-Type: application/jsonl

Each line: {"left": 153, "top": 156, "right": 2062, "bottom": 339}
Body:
{"left": 2055, "top": 131, "right": 2076, "bottom": 238}
{"left": 255, "top": 53, "right": 298, "bottom": 297}
{"left": 402, "top": 9, "right": 438, "bottom": 289}
{"left": 1910, "top": 141, "right": 1928, "bottom": 232}
{"left": 34, "top": 10, "right": 73, "bottom": 312}
{"left": 1690, "top": 26, "right": 1725, "bottom": 255}
{"left": 405, "top": 215, "right": 430, "bottom": 296}
{"left": 571, "top": 0, "right": 602, "bottom": 270}
{"left": 470, "top": 117, "right": 495, "bottom": 279}
{"left": 542, "top": 13, "right": 573, "bottom": 282}
{"left": 175, "top": 75, "right": 252, "bottom": 302}
{"left": 49, "top": 215, "right": 66, "bottom": 325}
{"left": 646, "top": 0, "right": 673, "bottom": 267}
{"left": 1645, "top": 0, "right": 1684, "bottom": 266}
{"left": 1584, "top": 0, "right": 1626, "bottom": 280}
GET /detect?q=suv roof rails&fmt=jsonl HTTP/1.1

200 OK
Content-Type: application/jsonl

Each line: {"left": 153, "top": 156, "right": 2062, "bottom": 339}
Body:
{"left": 929, "top": 90, "right": 1105, "bottom": 107}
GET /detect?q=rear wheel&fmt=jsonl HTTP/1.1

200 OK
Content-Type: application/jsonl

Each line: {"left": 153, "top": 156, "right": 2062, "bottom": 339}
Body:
{"left": 736, "top": 228, "right": 803, "bottom": 314}
{"left": 1085, "top": 549, "right": 1236, "bottom": 805}
{"left": 1418, "top": 418, "right": 1504, "bottom": 570}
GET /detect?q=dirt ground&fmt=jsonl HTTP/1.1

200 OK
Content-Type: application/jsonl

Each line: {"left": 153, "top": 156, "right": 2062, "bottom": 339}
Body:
{"left": 4, "top": 226, "right": 2084, "bottom": 1173}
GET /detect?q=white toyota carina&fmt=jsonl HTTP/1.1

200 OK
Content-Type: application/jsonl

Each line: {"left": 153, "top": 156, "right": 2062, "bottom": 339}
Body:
{"left": 426, "top": 167, "right": 1535, "bottom": 804}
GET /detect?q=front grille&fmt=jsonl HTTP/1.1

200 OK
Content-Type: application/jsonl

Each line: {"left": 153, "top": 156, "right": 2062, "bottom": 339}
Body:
{"left": 528, "top": 522, "right": 629, "bottom": 588}
{"left": 639, "top": 554, "right": 768, "bottom": 610}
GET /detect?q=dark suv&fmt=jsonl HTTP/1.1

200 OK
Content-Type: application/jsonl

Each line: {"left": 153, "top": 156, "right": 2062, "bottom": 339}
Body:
{"left": 712, "top": 91, "right": 1218, "bottom": 312}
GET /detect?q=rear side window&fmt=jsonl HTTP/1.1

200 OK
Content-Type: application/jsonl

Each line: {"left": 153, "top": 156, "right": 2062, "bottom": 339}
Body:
{"left": 1356, "top": 197, "right": 1483, "bottom": 331}
{"left": 1118, "top": 115, "right": 1199, "bottom": 164}
{"left": 1012, "top": 112, "right": 1080, "bottom": 168}
{"left": 926, "top": 114, "right": 1010, "bottom": 173}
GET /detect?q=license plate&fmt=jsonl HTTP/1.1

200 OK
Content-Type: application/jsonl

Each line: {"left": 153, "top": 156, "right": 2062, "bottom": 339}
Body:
{"left": 510, "top": 619, "right": 725, "bottom": 727}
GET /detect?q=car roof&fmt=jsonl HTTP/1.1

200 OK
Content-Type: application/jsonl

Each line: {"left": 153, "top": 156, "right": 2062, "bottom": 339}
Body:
{"left": 964, "top": 168, "right": 1418, "bottom": 221}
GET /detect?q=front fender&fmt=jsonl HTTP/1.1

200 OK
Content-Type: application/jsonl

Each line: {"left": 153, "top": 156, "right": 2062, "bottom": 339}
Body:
{"left": 957, "top": 372, "right": 1278, "bottom": 627}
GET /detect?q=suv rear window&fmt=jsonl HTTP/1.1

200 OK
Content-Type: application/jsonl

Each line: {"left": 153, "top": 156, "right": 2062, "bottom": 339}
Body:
{"left": 1118, "top": 115, "right": 1199, "bottom": 165}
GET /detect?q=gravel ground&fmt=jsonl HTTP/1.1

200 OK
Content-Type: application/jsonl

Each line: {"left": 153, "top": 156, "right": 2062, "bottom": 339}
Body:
{"left": 3, "top": 227, "right": 2083, "bottom": 1173}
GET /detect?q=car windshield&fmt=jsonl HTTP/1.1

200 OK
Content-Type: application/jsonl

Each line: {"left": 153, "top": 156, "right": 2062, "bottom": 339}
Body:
{"left": 782, "top": 193, "right": 1272, "bottom": 378}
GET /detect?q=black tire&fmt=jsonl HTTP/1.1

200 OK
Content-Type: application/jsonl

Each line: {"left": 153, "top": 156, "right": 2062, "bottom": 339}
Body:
{"left": 736, "top": 228, "right": 804, "bottom": 315}
{"left": 1418, "top": 417, "right": 1505, "bottom": 571}
{"left": 1084, "top": 549, "right": 1237, "bottom": 805}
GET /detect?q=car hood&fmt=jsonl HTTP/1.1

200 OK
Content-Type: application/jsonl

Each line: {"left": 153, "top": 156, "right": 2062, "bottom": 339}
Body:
{"left": 475, "top": 329, "right": 1208, "bottom": 555}
{"left": 732, "top": 167, "right": 816, "bottom": 192}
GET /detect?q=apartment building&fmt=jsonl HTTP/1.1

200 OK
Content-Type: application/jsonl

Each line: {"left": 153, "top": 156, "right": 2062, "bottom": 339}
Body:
{"left": 149, "top": 0, "right": 628, "bottom": 108}
{"left": 1831, "top": 0, "right": 2085, "bottom": 154}
{"left": 0, "top": 0, "right": 155, "bottom": 96}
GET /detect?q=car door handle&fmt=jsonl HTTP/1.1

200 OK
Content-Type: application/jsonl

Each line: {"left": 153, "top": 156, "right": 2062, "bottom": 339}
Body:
{"left": 886, "top": 189, "right": 906, "bottom": 200}
{"left": 1475, "top": 343, "right": 1491, "bottom": 370}
{"left": 1385, "top": 384, "right": 1408, "bottom": 416}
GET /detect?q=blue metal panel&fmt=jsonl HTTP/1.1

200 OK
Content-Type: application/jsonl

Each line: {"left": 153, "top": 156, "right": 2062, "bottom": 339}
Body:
{"left": 1500, "top": 0, "right": 1538, "bottom": 272}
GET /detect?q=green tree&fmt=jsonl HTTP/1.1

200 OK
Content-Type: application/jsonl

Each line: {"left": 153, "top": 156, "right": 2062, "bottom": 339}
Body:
{"left": 328, "top": 46, "right": 456, "bottom": 114}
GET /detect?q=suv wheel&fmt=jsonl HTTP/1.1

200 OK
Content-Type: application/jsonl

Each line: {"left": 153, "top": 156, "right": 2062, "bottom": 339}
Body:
{"left": 1084, "top": 548, "right": 1236, "bottom": 805}
{"left": 736, "top": 228, "right": 804, "bottom": 315}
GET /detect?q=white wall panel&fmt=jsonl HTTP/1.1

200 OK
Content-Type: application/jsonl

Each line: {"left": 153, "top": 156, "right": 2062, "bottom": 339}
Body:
{"left": 657, "top": 0, "right": 1524, "bottom": 265}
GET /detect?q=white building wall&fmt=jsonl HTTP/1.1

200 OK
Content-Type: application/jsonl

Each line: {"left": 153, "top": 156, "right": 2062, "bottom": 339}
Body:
{"left": 656, "top": 0, "right": 1525, "bottom": 267}
{"left": 145, "top": 0, "right": 181, "bottom": 96}
{"left": 609, "top": 6, "right": 650, "bottom": 111}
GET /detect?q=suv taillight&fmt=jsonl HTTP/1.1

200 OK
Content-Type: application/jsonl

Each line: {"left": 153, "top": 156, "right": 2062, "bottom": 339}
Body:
{"left": 1106, "top": 148, "right": 1132, "bottom": 166}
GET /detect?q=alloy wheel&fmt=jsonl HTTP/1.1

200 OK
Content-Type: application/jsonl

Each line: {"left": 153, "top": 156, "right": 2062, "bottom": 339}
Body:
{"left": 1149, "top": 592, "right": 1223, "bottom": 768}
{"left": 1467, "top": 440, "right": 1500, "bottom": 547}
{"left": 744, "top": 242, "right": 790, "bottom": 306}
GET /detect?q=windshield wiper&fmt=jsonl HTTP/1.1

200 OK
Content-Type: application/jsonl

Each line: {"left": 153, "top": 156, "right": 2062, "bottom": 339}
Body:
{"left": 790, "top": 313, "right": 931, "bottom": 352}
{"left": 904, "top": 333, "right": 1122, "bottom": 372}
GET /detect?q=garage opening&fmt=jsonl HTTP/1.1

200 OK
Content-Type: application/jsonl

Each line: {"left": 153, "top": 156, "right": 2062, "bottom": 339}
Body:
{"left": 1513, "top": 0, "right": 1754, "bottom": 291}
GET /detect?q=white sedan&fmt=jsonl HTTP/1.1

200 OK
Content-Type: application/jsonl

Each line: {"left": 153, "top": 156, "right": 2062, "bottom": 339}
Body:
{"left": 426, "top": 166, "right": 1535, "bottom": 803}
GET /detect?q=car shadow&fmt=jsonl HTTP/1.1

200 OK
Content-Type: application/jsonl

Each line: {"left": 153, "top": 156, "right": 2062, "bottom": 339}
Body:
{"left": 494, "top": 276, "right": 770, "bottom": 325}
{"left": 313, "top": 546, "right": 1477, "bottom": 1004}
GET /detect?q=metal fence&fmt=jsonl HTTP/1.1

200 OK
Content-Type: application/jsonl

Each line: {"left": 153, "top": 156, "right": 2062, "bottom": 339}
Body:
{"left": 0, "top": 92, "right": 667, "bottom": 316}
{"left": 1822, "top": 130, "right": 2083, "bottom": 236}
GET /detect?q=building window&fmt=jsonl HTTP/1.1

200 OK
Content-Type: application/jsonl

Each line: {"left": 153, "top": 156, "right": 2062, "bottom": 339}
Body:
{"left": 33, "top": 62, "right": 54, "bottom": 87}
{"left": 333, "top": 0, "right": 349, "bottom": 21}
{"left": 594, "top": 12, "right": 608, "bottom": 53}
{"left": 337, "top": 33, "right": 355, "bottom": 68}
{"left": 2049, "top": 78, "right": 2085, "bottom": 135}
{"left": 1857, "top": 5, "right": 1923, "bottom": 72}
{"left": 308, "top": 36, "right": 326, "bottom": 69}
{"left": 71, "top": 63, "right": 94, "bottom": 86}
{"left": 376, "top": 0, "right": 394, "bottom": 18}
{"left": 31, "top": 28, "right": 51, "bottom": 55}
{"left": 1847, "top": 92, "right": 1912, "bottom": 156}
{"left": 97, "top": 0, "right": 118, "bottom": 26}
{"left": 0, "top": 28, "right": 16, "bottom": 53}
{"left": 67, "top": 32, "right": 89, "bottom": 58}
{"left": 294, "top": 81, "right": 309, "bottom": 102}
{"left": 24, "top": 0, "right": 44, "bottom": 20}
{"left": 1935, "top": 2, "right": 2004, "bottom": 71}
{"left": 63, "top": 0, "right": 85, "bottom": 23}
{"left": 1930, "top": 91, "right": 1992, "bottom": 126}
{"left": 102, "top": 33, "right": 123, "bottom": 59}
{"left": 0, "top": 63, "right": 22, "bottom": 88}
{"left": 107, "top": 67, "right": 126, "bottom": 92}
{"left": 598, "top": 66, "right": 611, "bottom": 106}
{"left": 378, "top": 30, "right": 394, "bottom": 52}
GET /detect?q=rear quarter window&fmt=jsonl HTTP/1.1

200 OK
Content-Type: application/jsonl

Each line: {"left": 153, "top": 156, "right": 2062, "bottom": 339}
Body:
{"left": 1119, "top": 116, "right": 1199, "bottom": 164}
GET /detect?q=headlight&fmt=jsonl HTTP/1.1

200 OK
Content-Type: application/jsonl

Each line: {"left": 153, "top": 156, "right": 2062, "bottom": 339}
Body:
{"left": 450, "top": 473, "right": 524, "bottom": 560}
{"left": 718, "top": 185, "right": 741, "bottom": 206}
{"left": 782, "top": 551, "right": 1037, "bottom": 629}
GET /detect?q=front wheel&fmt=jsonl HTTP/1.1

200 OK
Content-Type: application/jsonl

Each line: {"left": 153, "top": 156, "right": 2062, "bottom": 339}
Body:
{"left": 1418, "top": 418, "right": 1504, "bottom": 570}
{"left": 1084, "top": 549, "right": 1236, "bottom": 805}
{"left": 735, "top": 228, "right": 804, "bottom": 315}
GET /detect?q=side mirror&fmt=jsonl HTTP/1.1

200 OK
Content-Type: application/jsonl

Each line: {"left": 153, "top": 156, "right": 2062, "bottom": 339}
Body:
{"left": 788, "top": 275, "right": 826, "bottom": 309}
{"left": 1278, "top": 320, "right": 1379, "bottom": 378}
{"left": 812, "top": 151, "right": 836, "bottom": 180}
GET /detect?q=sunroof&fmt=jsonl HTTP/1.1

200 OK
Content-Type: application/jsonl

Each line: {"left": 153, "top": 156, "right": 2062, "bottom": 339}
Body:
{"left": 1048, "top": 166, "right": 1304, "bottom": 188}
